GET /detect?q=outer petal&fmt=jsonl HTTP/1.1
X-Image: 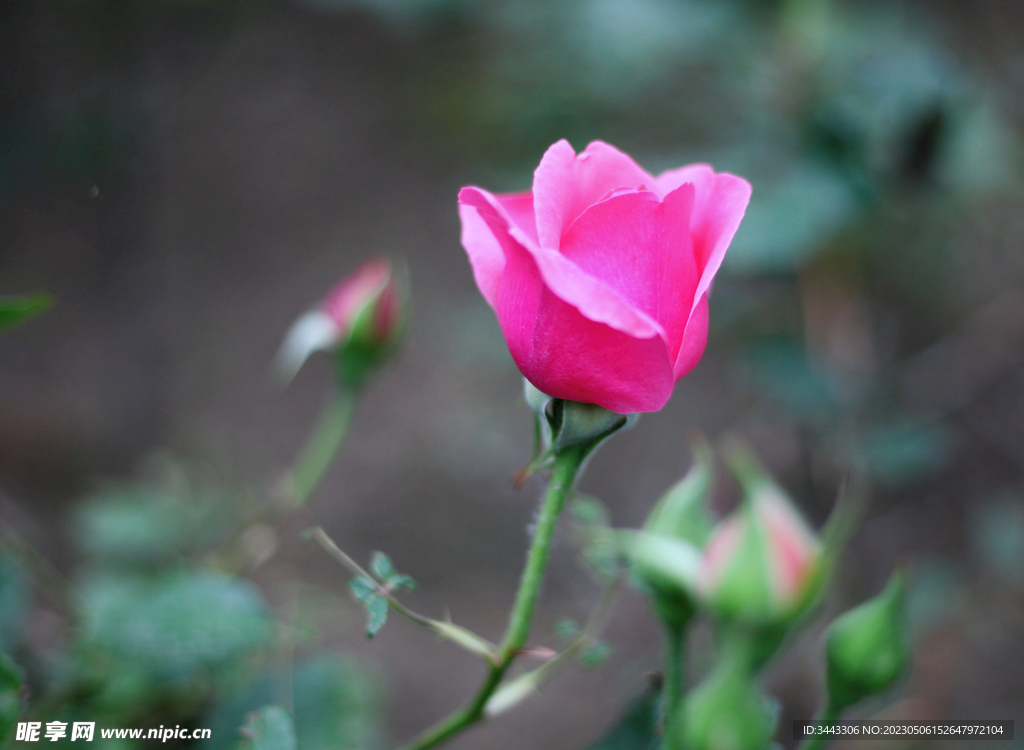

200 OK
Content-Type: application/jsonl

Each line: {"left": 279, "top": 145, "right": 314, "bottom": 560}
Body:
{"left": 496, "top": 190, "right": 538, "bottom": 246}
{"left": 673, "top": 292, "right": 709, "bottom": 379}
{"left": 459, "top": 187, "right": 661, "bottom": 340}
{"left": 654, "top": 165, "right": 752, "bottom": 313}
{"left": 558, "top": 184, "right": 698, "bottom": 363}
{"left": 458, "top": 201, "right": 505, "bottom": 308}
{"left": 532, "top": 140, "right": 654, "bottom": 250}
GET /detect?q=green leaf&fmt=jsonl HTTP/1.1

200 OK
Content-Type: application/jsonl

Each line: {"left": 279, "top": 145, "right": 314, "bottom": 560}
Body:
{"left": 349, "top": 576, "right": 377, "bottom": 603}
{"left": 370, "top": 552, "right": 396, "bottom": 581}
{"left": 579, "top": 641, "right": 611, "bottom": 667}
{"left": 0, "top": 653, "right": 24, "bottom": 746}
{"left": 79, "top": 570, "right": 274, "bottom": 688}
{"left": 365, "top": 595, "right": 388, "bottom": 638}
{"left": 0, "top": 293, "right": 52, "bottom": 334}
{"left": 583, "top": 685, "right": 661, "bottom": 750}
{"left": 387, "top": 574, "right": 416, "bottom": 592}
{"left": 555, "top": 617, "right": 580, "bottom": 639}
{"left": 238, "top": 706, "right": 296, "bottom": 750}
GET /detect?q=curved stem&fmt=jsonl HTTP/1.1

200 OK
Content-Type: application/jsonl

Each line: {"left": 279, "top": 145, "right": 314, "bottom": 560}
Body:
{"left": 396, "top": 446, "right": 586, "bottom": 750}
{"left": 286, "top": 389, "right": 354, "bottom": 506}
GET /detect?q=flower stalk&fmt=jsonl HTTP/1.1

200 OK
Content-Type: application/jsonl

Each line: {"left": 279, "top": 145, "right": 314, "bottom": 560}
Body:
{"left": 395, "top": 443, "right": 589, "bottom": 750}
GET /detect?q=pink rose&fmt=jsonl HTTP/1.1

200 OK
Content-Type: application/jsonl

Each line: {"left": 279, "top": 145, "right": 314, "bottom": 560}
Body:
{"left": 458, "top": 140, "right": 751, "bottom": 414}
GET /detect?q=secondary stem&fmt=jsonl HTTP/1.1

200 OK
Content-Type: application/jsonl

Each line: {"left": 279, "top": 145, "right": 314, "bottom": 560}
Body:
{"left": 287, "top": 388, "right": 354, "bottom": 506}
{"left": 396, "top": 445, "right": 586, "bottom": 750}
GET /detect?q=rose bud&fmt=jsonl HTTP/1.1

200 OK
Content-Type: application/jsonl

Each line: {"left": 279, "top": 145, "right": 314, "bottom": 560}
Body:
{"left": 630, "top": 441, "right": 715, "bottom": 626}
{"left": 275, "top": 258, "right": 404, "bottom": 388}
{"left": 826, "top": 571, "right": 909, "bottom": 713}
{"left": 696, "top": 463, "right": 822, "bottom": 627}
{"left": 670, "top": 639, "right": 776, "bottom": 750}
{"left": 458, "top": 140, "right": 750, "bottom": 414}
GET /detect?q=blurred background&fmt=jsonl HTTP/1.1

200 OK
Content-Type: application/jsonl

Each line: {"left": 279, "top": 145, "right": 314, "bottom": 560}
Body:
{"left": 1, "top": 0, "right": 1023, "bottom": 747}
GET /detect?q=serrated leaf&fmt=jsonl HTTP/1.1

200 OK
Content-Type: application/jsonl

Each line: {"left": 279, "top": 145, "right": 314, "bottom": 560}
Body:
{"left": 387, "top": 574, "right": 416, "bottom": 592}
{"left": 349, "top": 576, "right": 377, "bottom": 604}
{"left": 584, "top": 685, "right": 661, "bottom": 750}
{"left": 580, "top": 641, "right": 611, "bottom": 667}
{"left": 0, "top": 293, "right": 52, "bottom": 334}
{"left": 365, "top": 595, "right": 388, "bottom": 638}
{"left": 238, "top": 705, "right": 296, "bottom": 750}
{"left": 370, "top": 552, "right": 397, "bottom": 581}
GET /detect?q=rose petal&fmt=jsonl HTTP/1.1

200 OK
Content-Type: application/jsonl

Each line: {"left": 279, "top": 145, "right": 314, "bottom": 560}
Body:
{"left": 459, "top": 187, "right": 662, "bottom": 340}
{"left": 558, "top": 184, "right": 698, "bottom": 362}
{"left": 654, "top": 165, "right": 751, "bottom": 314}
{"left": 458, "top": 201, "right": 505, "bottom": 308}
{"left": 497, "top": 191, "right": 538, "bottom": 246}
{"left": 673, "top": 292, "right": 709, "bottom": 380}
{"left": 532, "top": 140, "right": 654, "bottom": 250}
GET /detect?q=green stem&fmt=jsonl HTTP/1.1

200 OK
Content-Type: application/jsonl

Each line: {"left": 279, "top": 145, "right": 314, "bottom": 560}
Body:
{"left": 662, "top": 621, "right": 687, "bottom": 727}
{"left": 798, "top": 703, "right": 840, "bottom": 750}
{"left": 287, "top": 389, "right": 354, "bottom": 506}
{"left": 396, "top": 446, "right": 586, "bottom": 750}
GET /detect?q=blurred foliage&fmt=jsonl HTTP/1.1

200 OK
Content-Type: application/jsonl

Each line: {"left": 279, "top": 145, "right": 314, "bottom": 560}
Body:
{"left": 0, "top": 462, "right": 377, "bottom": 748}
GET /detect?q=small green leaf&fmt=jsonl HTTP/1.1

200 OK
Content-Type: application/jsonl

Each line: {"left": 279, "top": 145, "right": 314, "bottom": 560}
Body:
{"left": 387, "top": 574, "right": 416, "bottom": 592}
{"left": 370, "top": 552, "right": 397, "bottom": 581}
{"left": 0, "top": 293, "right": 53, "bottom": 334}
{"left": 238, "top": 705, "right": 297, "bottom": 750}
{"left": 365, "top": 595, "right": 388, "bottom": 638}
{"left": 580, "top": 641, "right": 611, "bottom": 667}
{"left": 555, "top": 617, "right": 580, "bottom": 639}
{"left": 349, "top": 576, "right": 377, "bottom": 603}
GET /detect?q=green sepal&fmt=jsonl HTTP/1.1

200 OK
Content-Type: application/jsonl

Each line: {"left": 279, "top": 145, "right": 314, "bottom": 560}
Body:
{"left": 547, "top": 399, "right": 635, "bottom": 455}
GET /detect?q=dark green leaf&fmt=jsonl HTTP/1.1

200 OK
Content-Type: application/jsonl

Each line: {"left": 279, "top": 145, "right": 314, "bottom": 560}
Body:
{"left": 0, "top": 653, "right": 24, "bottom": 746}
{"left": 370, "top": 552, "right": 397, "bottom": 581}
{"left": 238, "top": 706, "right": 296, "bottom": 750}
{"left": 583, "top": 684, "right": 661, "bottom": 750}
{"left": 0, "top": 293, "right": 52, "bottom": 334}
{"left": 349, "top": 576, "right": 377, "bottom": 603}
{"left": 365, "top": 595, "right": 388, "bottom": 638}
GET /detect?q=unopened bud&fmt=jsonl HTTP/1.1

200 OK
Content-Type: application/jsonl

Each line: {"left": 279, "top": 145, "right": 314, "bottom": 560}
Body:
{"left": 826, "top": 571, "right": 908, "bottom": 712}
{"left": 696, "top": 457, "right": 822, "bottom": 626}
{"left": 644, "top": 439, "right": 714, "bottom": 546}
{"left": 275, "top": 258, "right": 404, "bottom": 387}
{"left": 671, "top": 640, "right": 776, "bottom": 750}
